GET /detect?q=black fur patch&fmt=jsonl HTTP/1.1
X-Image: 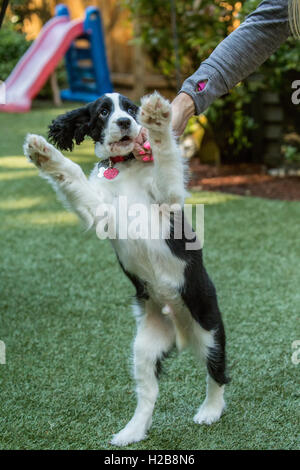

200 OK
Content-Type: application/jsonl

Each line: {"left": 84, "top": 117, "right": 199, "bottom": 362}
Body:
{"left": 165, "top": 210, "right": 229, "bottom": 385}
{"left": 48, "top": 95, "right": 114, "bottom": 151}
{"left": 117, "top": 258, "right": 149, "bottom": 301}
{"left": 48, "top": 105, "right": 91, "bottom": 151}
{"left": 119, "top": 95, "right": 139, "bottom": 122}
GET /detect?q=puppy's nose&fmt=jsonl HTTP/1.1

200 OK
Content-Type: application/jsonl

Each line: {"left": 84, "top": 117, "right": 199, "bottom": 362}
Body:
{"left": 117, "top": 117, "right": 131, "bottom": 130}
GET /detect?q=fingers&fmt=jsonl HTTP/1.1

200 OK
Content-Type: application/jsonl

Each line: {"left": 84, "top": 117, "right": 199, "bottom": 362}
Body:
{"left": 133, "top": 128, "right": 153, "bottom": 161}
{"left": 134, "top": 142, "right": 153, "bottom": 161}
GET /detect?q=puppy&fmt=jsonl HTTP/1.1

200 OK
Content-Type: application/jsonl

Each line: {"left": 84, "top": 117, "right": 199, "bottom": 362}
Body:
{"left": 24, "top": 92, "right": 229, "bottom": 446}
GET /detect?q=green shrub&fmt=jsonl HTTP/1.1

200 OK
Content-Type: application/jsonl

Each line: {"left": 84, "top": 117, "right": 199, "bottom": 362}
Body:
{"left": 8, "top": 0, "right": 53, "bottom": 31}
{"left": 124, "top": 0, "right": 236, "bottom": 77}
{"left": 0, "top": 24, "right": 31, "bottom": 81}
{"left": 124, "top": 0, "right": 300, "bottom": 161}
{"left": 0, "top": 20, "right": 67, "bottom": 100}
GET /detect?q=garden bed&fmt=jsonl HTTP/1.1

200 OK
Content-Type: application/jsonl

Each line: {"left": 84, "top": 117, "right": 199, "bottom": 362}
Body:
{"left": 189, "top": 161, "right": 300, "bottom": 201}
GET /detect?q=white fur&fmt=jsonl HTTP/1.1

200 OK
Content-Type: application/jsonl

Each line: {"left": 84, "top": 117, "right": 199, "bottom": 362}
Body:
{"left": 112, "top": 299, "right": 175, "bottom": 446}
{"left": 193, "top": 376, "right": 225, "bottom": 425}
{"left": 24, "top": 92, "right": 226, "bottom": 446}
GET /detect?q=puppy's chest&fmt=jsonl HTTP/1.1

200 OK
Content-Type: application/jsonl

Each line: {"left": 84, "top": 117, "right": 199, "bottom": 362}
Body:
{"left": 92, "top": 161, "right": 154, "bottom": 205}
{"left": 91, "top": 163, "right": 186, "bottom": 293}
{"left": 91, "top": 161, "right": 159, "bottom": 246}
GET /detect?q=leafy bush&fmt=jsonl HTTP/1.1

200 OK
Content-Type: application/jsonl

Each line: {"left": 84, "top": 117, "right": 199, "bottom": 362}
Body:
{"left": 124, "top": 0, "right": 237, "bottom": 77}
{"left": 125, "top": 0, "right": 300, "bottom": 161}
{"left": 282, "top": 144, "right": 300, "bottom": 162}
{"left": 7, "top": 0, "right": 53, "bottom": 31}
{"left": 0, "top": 24, "right": 31, "bottom": 81}
{"left": 0, "top": 16, "right": 67, "bottom": 100}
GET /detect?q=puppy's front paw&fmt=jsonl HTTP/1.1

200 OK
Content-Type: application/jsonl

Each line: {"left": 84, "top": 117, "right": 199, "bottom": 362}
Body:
{"left": 139, "top": 92, "right": 171, "bottom": 133}
{"left": 24, "top": 134, "right": 60, "bottom": 169}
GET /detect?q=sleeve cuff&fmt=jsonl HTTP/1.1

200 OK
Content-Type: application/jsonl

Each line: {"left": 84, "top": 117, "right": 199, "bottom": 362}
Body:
{"left": 179, "top": 63, "right": 229, "bottom": 115}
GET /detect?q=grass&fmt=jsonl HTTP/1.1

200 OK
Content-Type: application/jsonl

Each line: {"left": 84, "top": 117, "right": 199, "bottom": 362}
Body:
{"left": 0, "top": 102, "right": 299, "bottom": 450}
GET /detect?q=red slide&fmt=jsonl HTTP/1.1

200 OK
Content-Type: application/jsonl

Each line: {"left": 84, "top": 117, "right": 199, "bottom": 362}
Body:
{"left": 0, "top": 15, "right": 83, "bottom": 113}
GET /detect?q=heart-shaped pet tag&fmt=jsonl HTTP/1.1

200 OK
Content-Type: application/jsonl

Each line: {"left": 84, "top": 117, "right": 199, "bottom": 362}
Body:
{"left": 103, "top": 167, "right": 119, "bottom": 180}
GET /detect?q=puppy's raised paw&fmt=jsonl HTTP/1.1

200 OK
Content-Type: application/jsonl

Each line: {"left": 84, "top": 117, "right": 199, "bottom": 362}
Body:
{"left": 24, "top": 134, "right": 61, "bottom": 169}
{"left": 139, "top": 92, "right": 171, "bottom": 133}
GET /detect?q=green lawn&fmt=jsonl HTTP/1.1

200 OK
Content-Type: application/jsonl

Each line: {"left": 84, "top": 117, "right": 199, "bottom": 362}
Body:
{"left": 0, "top": 102, "right": 299, "bottom": 450}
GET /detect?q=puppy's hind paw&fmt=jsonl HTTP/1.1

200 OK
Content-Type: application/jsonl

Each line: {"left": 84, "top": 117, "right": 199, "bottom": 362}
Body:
{"left": 110, "top": 422, "right": 148, "bottom": 447}
{"left": 139, "top": 92, "right": 171, "bottom": 133}
{"left": 193, "top": 399, "right": 225, "bottom": 425}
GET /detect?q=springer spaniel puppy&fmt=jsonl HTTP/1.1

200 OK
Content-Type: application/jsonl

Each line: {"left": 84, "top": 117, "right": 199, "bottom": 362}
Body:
{"left": 23, "top": 92, "right": 229, "bottom": 446}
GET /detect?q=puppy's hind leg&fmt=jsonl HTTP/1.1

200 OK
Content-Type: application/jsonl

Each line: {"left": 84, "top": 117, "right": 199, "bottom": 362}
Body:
{"left": 111, "top": 299, "right": 175, "bottom": 446}
{"left": 191, "top": 320, "right": 229, "bottom": 425}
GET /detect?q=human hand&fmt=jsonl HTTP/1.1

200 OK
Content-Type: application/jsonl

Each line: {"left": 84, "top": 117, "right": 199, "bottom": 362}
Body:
{"left": 133, "top": 127, "right": 153, "bottom": 162}
{"left": 171, "top": 92, "right": 195, "bottom": 137}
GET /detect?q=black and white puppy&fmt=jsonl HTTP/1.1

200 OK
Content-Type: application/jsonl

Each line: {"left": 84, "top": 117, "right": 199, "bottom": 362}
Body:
{"left": 24, "top": 92, "right": 229, "bottom": 446}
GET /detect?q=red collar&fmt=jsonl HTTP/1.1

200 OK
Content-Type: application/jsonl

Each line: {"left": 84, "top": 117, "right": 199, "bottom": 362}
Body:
{"left": 110, "top": 156, "right": 127, "bottom": 163}
{"left": 110, "top": 153, "right": 135, "bottom": 164}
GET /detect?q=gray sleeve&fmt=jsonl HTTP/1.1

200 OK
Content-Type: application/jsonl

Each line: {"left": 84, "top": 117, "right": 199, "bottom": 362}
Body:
{"left": 180, "top": 0, "right": 290, "bottom": 115}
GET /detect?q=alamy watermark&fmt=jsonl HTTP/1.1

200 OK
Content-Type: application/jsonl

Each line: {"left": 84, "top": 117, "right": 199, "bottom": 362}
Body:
{"left": 291, "top": 80, "right": 300, "bottom": 105}
{"left": 94, "top": 198, "right": 204, "bottom": 250}
{"left": 0, "top": 340, "right": 6, "bottom": 364}
{"left": 291, "top": 340, "right": 300, "bottom": 365}
{"left": 0, "top": 81, "right": 6, "bottom": 105}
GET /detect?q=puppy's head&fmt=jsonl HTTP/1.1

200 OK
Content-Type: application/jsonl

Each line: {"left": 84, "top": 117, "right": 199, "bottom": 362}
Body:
{"left": 48, "top": 93, "right": 140, "bottom": 158}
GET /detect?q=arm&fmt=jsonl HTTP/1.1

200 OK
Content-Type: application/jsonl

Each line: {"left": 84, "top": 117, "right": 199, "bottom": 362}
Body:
{"left": 173, "top": 0, "right": 290, "bottom": 135}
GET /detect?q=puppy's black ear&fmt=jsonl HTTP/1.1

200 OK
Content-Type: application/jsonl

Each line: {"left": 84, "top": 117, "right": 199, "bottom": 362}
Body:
{"left": 48, "top": 105, "right": 91, "bottom": 151}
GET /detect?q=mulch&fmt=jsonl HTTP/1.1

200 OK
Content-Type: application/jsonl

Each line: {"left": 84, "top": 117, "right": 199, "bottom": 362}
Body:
{"left": 189, "top": 161, "right": 300, "bottom": 201}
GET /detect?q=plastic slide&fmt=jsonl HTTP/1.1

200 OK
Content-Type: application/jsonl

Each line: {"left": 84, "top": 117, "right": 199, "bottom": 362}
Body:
{"left": 0, "top": 15, "right": 84, "bottom": 113}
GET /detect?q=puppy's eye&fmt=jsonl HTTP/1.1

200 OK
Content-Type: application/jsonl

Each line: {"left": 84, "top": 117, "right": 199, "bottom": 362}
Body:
{"left": 128, "top": 107, "right": 136, "bottom": 116}
{"left": 100, "top": 108, "right": 109, "bottom": 117}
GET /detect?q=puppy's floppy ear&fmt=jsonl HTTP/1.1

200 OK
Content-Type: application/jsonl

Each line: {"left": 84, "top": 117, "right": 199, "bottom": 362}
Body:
{"left": 48, "top": 104, "right": 92, "bottom": 151}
